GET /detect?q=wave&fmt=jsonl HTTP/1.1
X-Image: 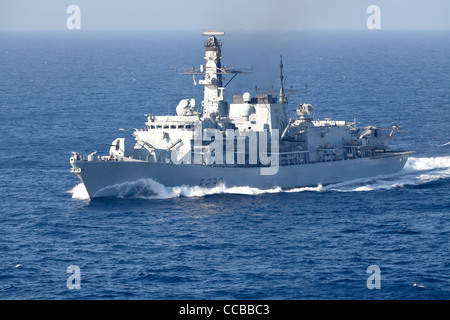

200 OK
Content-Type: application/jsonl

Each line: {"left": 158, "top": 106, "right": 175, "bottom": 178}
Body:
{"left": 438, "top": 141, "right": 450, "bottom": 147}
{"left": 321, "top": 156, "right": 450, "bottom": 192}
{"left": 404, "top": 156, "right": 450, "bottom": 171}
{"left": 68, "top": 156, "right": 450, "bottom": 200}
{"left": 67, "top": 183, "right": 90, "bottom": 200}
{"left": 96, "top": 178, "right": 284, "bottom": 200}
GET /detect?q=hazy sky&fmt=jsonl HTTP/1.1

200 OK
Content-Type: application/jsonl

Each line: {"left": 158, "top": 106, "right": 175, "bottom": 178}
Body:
{"left": 1, "top": 0, "right": 450, "bottom": 31}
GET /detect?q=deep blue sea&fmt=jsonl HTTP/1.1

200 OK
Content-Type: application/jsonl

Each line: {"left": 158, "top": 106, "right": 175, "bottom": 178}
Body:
{"left": 0, "top": 30, "right": 449, "bottom": 300}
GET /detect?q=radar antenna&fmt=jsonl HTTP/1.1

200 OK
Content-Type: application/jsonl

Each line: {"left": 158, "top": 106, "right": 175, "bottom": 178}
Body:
{"left": 177, "top": 30, "right": 252, "bottom": 119}
{"left": 255, "top": 54, "right": 307, "bottom": 103}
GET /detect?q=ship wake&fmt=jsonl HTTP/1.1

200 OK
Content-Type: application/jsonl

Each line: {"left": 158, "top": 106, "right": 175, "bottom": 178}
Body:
{"left": 68, "top": 156, "right": 450, "bottom": 200}
{"left": 319, "top": 156, "right": 450, "bottom": 192}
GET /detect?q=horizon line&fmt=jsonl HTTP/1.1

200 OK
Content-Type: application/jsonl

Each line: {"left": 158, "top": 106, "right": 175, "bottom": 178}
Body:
{"left": 1, "top": 28, "right": 450, "bottom": 32}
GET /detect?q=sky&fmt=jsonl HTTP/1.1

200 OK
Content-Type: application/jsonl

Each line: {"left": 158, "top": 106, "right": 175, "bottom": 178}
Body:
{"left": 1, "top": 0, "right": 450, "bottom": 31}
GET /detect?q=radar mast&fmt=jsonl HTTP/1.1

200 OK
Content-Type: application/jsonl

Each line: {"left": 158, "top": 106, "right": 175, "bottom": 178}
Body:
{"left": 179, "top": 30, "right": 252, "bottom": 120}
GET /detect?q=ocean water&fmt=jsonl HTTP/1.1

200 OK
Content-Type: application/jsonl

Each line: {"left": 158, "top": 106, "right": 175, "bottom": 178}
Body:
{"left": 0, "top": 30, "right": 449, "bottom": 300}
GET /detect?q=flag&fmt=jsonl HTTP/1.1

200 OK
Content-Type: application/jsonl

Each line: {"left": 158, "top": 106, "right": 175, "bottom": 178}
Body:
{"left": 193, "top": 74, "right": 197, "bottom": 85}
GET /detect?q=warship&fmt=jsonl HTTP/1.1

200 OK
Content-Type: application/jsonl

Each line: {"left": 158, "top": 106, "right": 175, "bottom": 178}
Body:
{"left": 70, "top": 30, "right": 413, "bottom": 199}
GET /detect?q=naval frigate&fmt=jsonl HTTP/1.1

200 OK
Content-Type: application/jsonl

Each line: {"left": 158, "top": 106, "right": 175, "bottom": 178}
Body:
{"left": 70, "top": 30, "right": 413, "bottom": 199}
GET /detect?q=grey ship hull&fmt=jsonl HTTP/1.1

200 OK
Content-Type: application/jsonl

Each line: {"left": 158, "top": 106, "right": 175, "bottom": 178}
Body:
{"left": 71, "top": 151, "right": 412, "bottom": 199}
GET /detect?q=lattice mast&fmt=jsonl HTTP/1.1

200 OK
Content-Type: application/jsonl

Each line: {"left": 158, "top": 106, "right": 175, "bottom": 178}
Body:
{"left": 179, "top": 30, "right": 252, "bottom": 119}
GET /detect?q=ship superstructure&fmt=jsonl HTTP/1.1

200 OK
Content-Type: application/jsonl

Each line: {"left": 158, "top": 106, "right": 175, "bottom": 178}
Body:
{"left": 70, "top": 31, "right": 413, "bottom": 199}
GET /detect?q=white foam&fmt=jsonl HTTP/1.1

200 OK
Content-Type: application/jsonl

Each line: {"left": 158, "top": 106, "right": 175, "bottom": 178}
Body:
{"left": 351, "top": 185, "right": 373, "bottom": 192}
{"left": 403, "top": 156, "right": 450, "bottom": 172}
{"left": 68, "top": 156, "right": 450, "bottom": 200}
{"left": 106, "top": 178, "right": 283, "bottom": 199}
{"left": 326, "top": 156, "right": 450, "bottom": 192}
{"left": 67, "top": 183, "right": 90, "bottom": 200}
{"left": 286, "top": 184, "right": 324, "bottom": 193}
